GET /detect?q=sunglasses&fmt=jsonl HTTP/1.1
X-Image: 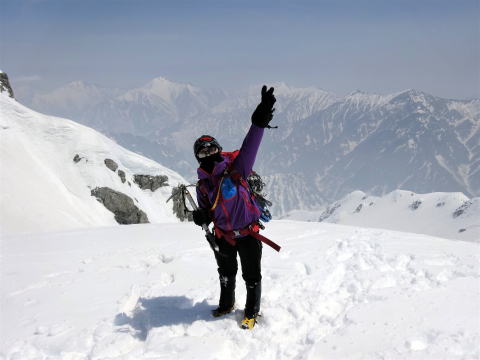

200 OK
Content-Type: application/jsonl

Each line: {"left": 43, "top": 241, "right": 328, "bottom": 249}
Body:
{"left": 197, "top": 145, "right": 220, "bottom": 159}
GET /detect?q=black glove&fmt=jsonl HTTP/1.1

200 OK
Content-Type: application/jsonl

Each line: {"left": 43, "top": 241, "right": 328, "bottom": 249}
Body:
{"left": 251, "top": 85, "right": 276, "bottom": 128}
{"left": 192, "top": 208, "right": 211, "bottom": 227}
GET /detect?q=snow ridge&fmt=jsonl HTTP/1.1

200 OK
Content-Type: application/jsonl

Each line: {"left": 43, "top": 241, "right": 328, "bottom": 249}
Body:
{"left": 0, "top": 94, "right": 186, "bottom": 234}
{"left": 283, "top": 190, "right": 480, "bottom": 242}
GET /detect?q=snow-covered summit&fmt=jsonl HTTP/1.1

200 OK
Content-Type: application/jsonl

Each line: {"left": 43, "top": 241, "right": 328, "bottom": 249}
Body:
{"left": 246, "top": 81, "right": 338, "bottom": 106}
{"left": 343, "top": 90, "right": 395, "bottom": 108}
{"left": 0, "top": 91, "right": 186, "bottom": 234}
{"left": 120, "top": 76, "right": 200, "bottom": 102}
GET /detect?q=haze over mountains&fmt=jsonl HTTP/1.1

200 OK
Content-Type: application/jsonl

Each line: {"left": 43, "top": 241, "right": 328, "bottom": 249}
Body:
{"left": 23, "top": 77, "right": 480, "bottom": 215}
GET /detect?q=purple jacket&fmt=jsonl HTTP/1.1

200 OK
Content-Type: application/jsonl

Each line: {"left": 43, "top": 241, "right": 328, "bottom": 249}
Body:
{"left": 196, "top": 124, "right": 264, "bottom": 232}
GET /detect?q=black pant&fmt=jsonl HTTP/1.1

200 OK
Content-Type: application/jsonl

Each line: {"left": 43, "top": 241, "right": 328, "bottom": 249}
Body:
{"left": 214, "top": 235, "right": 262, "bottom": 284}
{"left": 214, "top": 235, "right": 262, "bottom": 317}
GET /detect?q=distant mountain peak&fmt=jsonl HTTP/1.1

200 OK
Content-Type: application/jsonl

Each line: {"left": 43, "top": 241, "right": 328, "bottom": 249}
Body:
{"left": 348, "top": 89, "right": 366, "bottom": 96}
{"left": 247, "top": 82, "right": 333, "bottom": 97}
{"left": 120, "top": 76, "right": 201, "bottom": 103}
{"left": 391, "top": 88, "right": 429, "bottom": 99}
{"left": 344, "top": 89, "right": 393, "bottom": 107}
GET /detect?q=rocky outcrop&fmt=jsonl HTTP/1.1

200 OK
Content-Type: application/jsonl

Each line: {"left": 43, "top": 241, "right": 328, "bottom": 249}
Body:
{"left": 91, "top": 187, "right": 149, "bottom": 224}
{"left": 104, "top": 158, "right": 118, "bottom": 172}
{"left": 118, "top": 170, "right": 126, "bottom": 183}
{"left": 133, "top": 174, "right": 168, "bottom": 191}
{"left": 453, "top": 200, "right": 472, "bottom": 218}
{"left": 0, "top": 72, "right": 15, "bottom": 99}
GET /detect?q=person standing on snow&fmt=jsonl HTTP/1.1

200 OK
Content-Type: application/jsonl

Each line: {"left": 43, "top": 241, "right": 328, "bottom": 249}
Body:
{"left": 191, "top": 85, "right": 277, "bottom": 330}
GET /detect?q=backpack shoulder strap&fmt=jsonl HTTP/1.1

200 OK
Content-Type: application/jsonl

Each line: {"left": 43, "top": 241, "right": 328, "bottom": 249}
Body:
{"left": 197, "top": 179, "right": 212, "bottom": 208}
{"left": 211, "top": 177, "right": 225, "bottom": 211}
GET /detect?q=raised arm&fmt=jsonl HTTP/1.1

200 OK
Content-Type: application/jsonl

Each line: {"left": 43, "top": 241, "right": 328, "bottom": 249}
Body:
{"left": 233, "top": 125, "right": 265, "bottom": 178}
{"left": 233, "top": 85, "right": 276, "bottom": 178}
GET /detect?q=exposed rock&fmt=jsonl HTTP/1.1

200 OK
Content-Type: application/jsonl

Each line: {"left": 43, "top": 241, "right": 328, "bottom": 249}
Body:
{"left": 453, "top": 200, "right": 472, "bottom": 218}
{"left": 318, "top": 202, "right": 341, "bottom": 222}
{"left": 91, "top": 187, "right": 149, "bottom": 224}
{"left": 354, "top": 204, "right": 363, "bottom": 213}
{"left": 117, "top": 169, "right": 126, "bottom": 183}
{"left": 104, "top": 158, "right": 118, "bottom": 172}
{"left": 0, "top": 72, "right": 15, "bottom": 99}
{"left": 133, "top": 174, "right": 169, "bottom": 192}
{"left": 409, "top": 200, "right": 422, "bottom": 210}
{"left": 73, "top": 154, "right": 82, "bottom": 163}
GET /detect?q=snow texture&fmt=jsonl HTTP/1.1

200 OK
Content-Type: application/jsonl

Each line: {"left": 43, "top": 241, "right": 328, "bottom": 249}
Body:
{"left": 0, "top": 93, "right": 186, "bottom": 235}
{"left": 1, "top": 221, "right": 479, "bottom": 359}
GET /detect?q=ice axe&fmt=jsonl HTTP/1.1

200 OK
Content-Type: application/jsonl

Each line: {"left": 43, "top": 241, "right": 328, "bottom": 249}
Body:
{"left": 167, "top": 184, "right": 221, "bottom": 254}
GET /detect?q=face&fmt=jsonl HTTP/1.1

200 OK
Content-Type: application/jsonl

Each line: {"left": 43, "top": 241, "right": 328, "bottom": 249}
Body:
{"left": 197, "top": 145, "right": 220, "bottom": 159}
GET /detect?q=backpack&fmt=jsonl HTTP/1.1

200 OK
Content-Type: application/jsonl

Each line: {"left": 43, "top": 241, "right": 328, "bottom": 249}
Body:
{"left": 198, "top": 150, "right": 273, "bottom": 228}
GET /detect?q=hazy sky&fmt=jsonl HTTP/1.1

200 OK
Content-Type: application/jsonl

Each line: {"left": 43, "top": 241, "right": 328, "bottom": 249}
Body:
{"left": 1, "top": 0, "right": 479, "bottom": 99}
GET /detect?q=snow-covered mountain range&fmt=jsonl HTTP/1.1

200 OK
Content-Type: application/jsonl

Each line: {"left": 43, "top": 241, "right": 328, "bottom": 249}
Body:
{"left": 23, "top": 78, "right": 480, "bottom": 215}
{"left": 0, "top": 79, "right": 186, "bottom": 235}
{"left": 3, "top": 73, "right": 477, "bottom": 243}
{"left": 282, "top": 190, "right": 479, "bottom": 242}
{"left": 23, "top": 77, "right": 479, "bottom": 216}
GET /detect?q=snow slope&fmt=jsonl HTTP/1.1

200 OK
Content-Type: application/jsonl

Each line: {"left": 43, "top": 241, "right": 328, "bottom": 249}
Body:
{"left": 0, "top": 93, "right": 186, "bottom": 235}
{"left": 283, "top": 190, "right": 480, "bottom": 242}
{"left": 2, "top": 221, "right": 479, "bottom": 359}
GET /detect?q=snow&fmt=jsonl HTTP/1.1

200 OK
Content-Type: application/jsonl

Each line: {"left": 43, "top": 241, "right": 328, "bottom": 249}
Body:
{"left": 285, "top": 190, "right": 480, "bottom": 242}
{"left": 120, "top": 77, "right": 201, "bottom": 104}
{"left": 1, "top": 221, "right": 479, "bottom": 359}
{"left": 0, "top": 94, "right": 186, "bottom": 235}
{"left": 2, "top": 77, "right": 479, "bottom": 359}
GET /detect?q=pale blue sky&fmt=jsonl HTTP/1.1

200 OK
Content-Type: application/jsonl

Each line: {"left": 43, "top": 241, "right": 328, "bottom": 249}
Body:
{"left": 1, "top": 0, "right": 478, "bottom": 99}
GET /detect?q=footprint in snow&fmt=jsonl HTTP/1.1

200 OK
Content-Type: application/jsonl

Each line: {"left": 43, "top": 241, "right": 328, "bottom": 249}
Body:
{"left": 160, "top": 254, "right": 174, "bottom": 264}
{"left": 293, "top": 262, "right": 312, "bottom": 276}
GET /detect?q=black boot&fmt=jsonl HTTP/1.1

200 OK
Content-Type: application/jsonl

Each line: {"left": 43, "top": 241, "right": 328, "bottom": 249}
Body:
{"left": 244, "top": 281, "right": 261, "bottom": 318}
{"left": 212, "top": 275, "right": 235, "bottom": 317}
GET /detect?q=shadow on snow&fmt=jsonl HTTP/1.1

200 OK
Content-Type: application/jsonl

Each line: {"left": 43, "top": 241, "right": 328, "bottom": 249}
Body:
{"left": 114, "top": 296, "right": 221, "bottom": 341}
